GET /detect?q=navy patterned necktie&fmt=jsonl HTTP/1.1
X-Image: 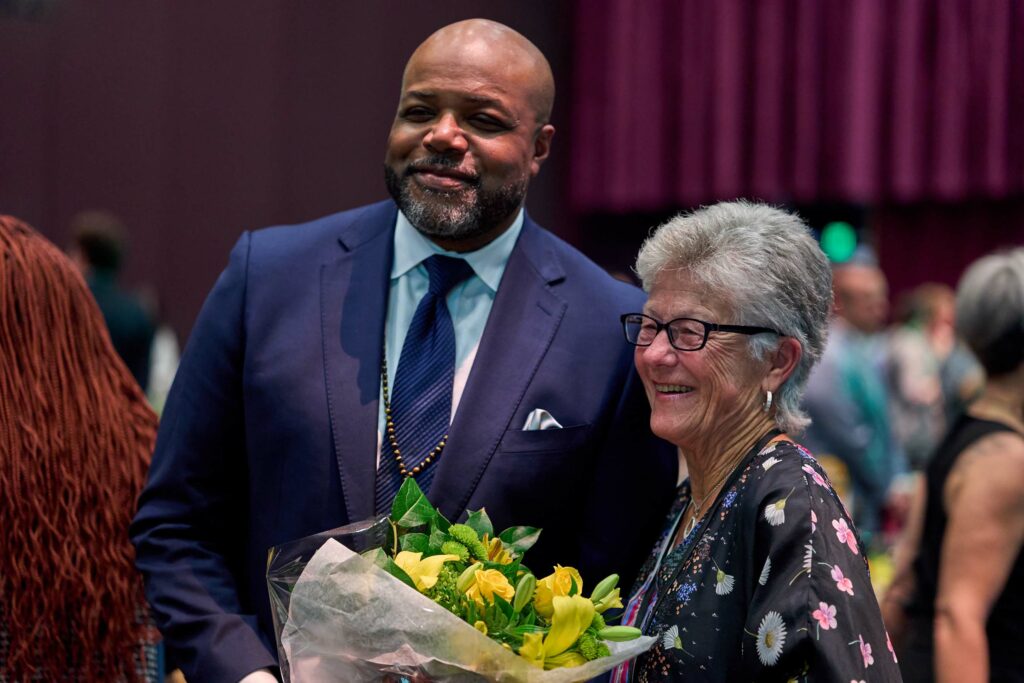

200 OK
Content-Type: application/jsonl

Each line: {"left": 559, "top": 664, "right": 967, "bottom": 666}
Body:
{"left": 375, "top": 254, "right": 475, "bottom": 514}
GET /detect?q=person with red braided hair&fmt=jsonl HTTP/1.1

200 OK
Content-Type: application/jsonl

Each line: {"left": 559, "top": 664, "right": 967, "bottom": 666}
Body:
{"left": 0, "top": 215, "right": 160, "bottom": 681}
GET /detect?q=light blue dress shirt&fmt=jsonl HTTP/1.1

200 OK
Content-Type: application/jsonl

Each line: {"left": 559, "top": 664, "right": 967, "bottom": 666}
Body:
{"left": 375, "top": 209, "right": 524, "bottom": 464}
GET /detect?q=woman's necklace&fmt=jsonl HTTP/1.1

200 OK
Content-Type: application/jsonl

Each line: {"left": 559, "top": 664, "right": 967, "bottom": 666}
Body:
{"left": 679, "top": 430, "right": 784, "bottom": 542}
{"left": 682, "top": 466, "right": 732, "bottom": 538}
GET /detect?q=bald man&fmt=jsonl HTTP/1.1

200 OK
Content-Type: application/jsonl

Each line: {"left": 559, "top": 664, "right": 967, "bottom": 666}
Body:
{"left": 131, "top": 20, "right": 675, "bottom": 682}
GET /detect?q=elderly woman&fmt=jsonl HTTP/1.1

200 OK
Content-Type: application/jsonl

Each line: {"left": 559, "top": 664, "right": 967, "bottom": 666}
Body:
{"left": 884, "top": 248, "right": 1024, "bottom": 682}
{"left": 611, "top": 201, "right": 899, "bottom": 682}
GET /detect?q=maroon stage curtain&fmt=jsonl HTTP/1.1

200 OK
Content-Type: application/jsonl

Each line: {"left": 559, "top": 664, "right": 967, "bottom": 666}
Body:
{"left": 570, "top": 0, "right": 1024, "bottom": 213}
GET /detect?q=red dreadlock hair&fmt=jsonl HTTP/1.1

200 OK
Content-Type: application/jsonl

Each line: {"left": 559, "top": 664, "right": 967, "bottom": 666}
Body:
{"left": 0, "top": 215, "right": 158, "bottom": 681}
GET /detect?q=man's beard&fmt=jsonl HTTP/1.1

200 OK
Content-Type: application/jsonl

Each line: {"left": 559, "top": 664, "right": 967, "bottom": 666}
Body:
{"left": 384, "top": 158, "right": 528, "bottom": 241}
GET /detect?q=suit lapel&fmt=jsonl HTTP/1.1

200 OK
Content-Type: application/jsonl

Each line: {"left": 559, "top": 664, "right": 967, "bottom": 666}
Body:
{"left": 321, "top": 202, "right": 396, "bottom": 523}
{"left": 429, "top": 217, "right": 567, "bottom": 520}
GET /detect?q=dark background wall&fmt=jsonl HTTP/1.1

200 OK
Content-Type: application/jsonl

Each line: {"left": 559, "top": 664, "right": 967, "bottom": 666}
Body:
{"left": 3, "top": 1, "right": 1022, "bottom": 345}
{"left": 0, "top": 1, "right": 574, "bottom": 340}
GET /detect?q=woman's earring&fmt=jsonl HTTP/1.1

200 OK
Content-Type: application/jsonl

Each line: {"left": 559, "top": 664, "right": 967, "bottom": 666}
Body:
{"left": 763, "top": 390, "right": 773, "bottom": 412}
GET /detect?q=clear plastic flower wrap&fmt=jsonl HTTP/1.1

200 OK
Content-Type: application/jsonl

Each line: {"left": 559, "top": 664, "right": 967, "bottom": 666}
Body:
{"left": 267, "top": 480, "right": 656, "bottom": 682}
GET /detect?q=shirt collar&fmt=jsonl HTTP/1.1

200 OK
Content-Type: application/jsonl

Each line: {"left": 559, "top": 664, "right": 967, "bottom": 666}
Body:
{"left": 391, "top": 208, "right": 524, "bottom": 292}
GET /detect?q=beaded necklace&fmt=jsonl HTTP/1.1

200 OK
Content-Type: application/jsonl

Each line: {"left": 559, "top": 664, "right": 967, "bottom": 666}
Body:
{"left": 381, "top": 350, "right": 447, "bottom": 477}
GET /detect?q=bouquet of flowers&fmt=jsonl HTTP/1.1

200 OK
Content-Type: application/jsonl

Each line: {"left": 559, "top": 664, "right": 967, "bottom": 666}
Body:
{"left": 267, "top": 479, "right": 655, "bottom": 682}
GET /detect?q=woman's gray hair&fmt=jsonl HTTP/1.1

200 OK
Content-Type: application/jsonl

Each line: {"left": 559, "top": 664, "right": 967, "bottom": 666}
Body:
{"left": 635, "top": 200, "right": 833, "bottom": 433}
{"left": 954, "top": 247, "right": 1024, "bottom": 377}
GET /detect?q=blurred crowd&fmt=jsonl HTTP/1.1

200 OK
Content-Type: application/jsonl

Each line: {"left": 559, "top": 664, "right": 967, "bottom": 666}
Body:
{"left": 1, "top": 205, "right": 1020, "bottom": 682}
{"left": 801, "top": 250, "right": 984, "bottom": 553}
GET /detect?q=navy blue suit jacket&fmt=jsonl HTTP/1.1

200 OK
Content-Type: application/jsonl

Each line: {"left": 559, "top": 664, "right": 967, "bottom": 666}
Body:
{"left": 131, "top": 201, "right": 676, "bottom": 682}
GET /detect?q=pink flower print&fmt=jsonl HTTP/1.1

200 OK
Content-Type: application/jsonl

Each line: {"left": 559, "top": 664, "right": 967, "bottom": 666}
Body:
{"left": 832, "top": 518, "right": 860, "bottom": 555}
{"left": 858, "top": 634, "right": 874, "bottom": 667}
{"left": 886, "top": 631, "right": 897, "bottom": 663}
{"left": 802, "top": 463, "right": 828, "bottom": 488}
{"left": 831, "top": 564, "right": 855, "bottom": 596}
{"left": 812, "top": 601, "right": 837, "bottom": 630}
{"left": 811, "top": 509, "right": 817, "bottom": 532}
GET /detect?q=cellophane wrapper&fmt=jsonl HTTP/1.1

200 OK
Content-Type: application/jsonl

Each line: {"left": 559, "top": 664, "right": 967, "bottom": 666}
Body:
{"left": 267, "top": 521, "right": 655, "bottom": 683}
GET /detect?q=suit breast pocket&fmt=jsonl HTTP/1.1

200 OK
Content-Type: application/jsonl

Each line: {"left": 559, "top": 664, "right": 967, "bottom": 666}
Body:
{"left": 498, "top": 423, "right": 593, "bottom": 455}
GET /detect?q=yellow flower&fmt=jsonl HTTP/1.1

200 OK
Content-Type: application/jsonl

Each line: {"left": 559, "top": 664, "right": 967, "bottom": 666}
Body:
{"left": 534, "top": 565, "right": 584, "bottom": 618}
{"left": 465, "top": 568, "right": 515, "bottom": 605}
{"left": 393, "top": 551, "right": 459, "bottom": 592}
{"left": 515, "top": 595, "right": 595, "bottom": 669}
{"left": 593, "top": 586, "right": 623, "bottom": 614}
{"left": 518, "top": 632, "right": 545, "bottom": 668}
{"left": 481, "top": 534, "right": 513, "bottom": 564}
{"left": 544, "top": 595, "right": 595, "bottom": 658}
{"left": 544, "top": 651, "right": 588, "bottom": 669}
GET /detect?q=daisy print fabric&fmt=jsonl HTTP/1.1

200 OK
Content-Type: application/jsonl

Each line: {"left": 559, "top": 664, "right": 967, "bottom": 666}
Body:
{"left": 622, "top": 441, "right": 901, "bottom": 682}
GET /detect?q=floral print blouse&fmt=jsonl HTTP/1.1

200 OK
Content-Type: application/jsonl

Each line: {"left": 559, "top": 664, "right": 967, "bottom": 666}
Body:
{"left": 613, "top": 440, "right": 902, "bottom": 682}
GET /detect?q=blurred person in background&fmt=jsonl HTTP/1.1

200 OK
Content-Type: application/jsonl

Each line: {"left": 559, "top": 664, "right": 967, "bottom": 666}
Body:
{"left": 883, "top": 247, "right": 1024, "bottom": 683}
{"left": 0, "top": 215, "right": 159, "bottom": 681}
{"left": 69, "top": 209, "right": 156, "bottom": 392}
{"left": 888, "top": 283, "right": 983, "bottom": 471}
{"left": 802, "top": 257, "right": 905, "bottom": 547}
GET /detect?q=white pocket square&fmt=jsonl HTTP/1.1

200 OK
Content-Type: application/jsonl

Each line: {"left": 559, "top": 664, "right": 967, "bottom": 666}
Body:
{"left": 522, "top": 408, "right": 563, "bottom": 431}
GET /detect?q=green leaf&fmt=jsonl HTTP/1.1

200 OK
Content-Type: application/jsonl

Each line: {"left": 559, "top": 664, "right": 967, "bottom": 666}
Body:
{"left": 400, "top": 532, "right": 429, "bottom": 554}
{"left": 498, "top": 526, "right": 542, "bottom": 554}
{"left": 492, "top": 593, "right": 514, "bottom": 620}
{"left": 427, "top": 525, "right": 448, "bottom": 553}
{"left": 432, "top": 510, "right": 452, "bottom": 533}
{"left": 464, "top": 508, "right": 493, "bottom": 538}
{"left": 361, "top": 548, "right": 417, "bottom": 590}
{"left": 390, "top": 478, "right": 437, "bottom": 527}
{"left": 569, "top": 576, "right": 579, "bottom": 597}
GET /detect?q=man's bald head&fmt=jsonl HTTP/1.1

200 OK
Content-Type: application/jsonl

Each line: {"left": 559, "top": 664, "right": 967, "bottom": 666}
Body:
{"left": 384, "top": 19, "right": 557, "bottom": 251}
{"left": 405, "top": 19, "right": 555, "bottom": 126}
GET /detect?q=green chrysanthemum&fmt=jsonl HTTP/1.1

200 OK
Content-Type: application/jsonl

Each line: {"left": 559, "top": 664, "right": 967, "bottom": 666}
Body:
{"left": 449, "top": 524, "right": 489, "bottom": 561}
{"left": 577, "top": 632, "right": 601, "bottom": 661}
{"left": 441, "top": 540, "right": 470, "bottom": 562}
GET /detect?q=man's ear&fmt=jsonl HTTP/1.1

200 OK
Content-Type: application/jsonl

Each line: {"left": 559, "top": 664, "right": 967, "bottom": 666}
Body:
{"left": 530, "top": 124, "right": 555, "bottom": 176}
{"left": 764, "top": 337, "right": 802, "bottom": 393}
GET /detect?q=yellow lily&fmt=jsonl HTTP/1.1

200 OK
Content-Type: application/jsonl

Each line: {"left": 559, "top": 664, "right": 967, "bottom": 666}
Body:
{"left": 593, "top": 586, "right": 623, "bottom": 614}
{"left": 515, "top": 595, "right": 595, "bottom": 669}
{"left": 518, "top": 632, "right": 545, "bottom": 669}
{"left": 534, "top": 565, "right": 584, "bottom": 618}
{"left": 393, "top": 551, "right": 459, "bottom": 592}
{"left": 544, "top": 594, "right": 595, "bottom": 659}
{"left": 544, "top": 651, "right": 588, "bottom": 669}
{"left": 481, "top": 533, "right": 514, "bottom": 564}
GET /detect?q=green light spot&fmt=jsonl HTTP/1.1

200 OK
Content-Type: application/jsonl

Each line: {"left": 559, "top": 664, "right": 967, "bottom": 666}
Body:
{"left": 821, "top": 221, "right": 857, "bottom": 263}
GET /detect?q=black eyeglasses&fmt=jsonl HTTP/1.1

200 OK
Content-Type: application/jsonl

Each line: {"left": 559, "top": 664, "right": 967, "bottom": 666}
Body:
{"left": 621, "top": 313, "right": 781, "bottom": 351}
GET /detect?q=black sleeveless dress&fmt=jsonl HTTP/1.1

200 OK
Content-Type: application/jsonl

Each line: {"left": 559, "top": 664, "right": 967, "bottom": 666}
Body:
{"left": 901, "top": 414, "right": 1024, "bottom": 682}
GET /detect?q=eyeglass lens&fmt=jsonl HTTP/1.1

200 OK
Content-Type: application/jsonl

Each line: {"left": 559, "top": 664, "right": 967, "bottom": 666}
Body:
{"left": 624, "top": 314, "right": 707, "bottom": 350}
